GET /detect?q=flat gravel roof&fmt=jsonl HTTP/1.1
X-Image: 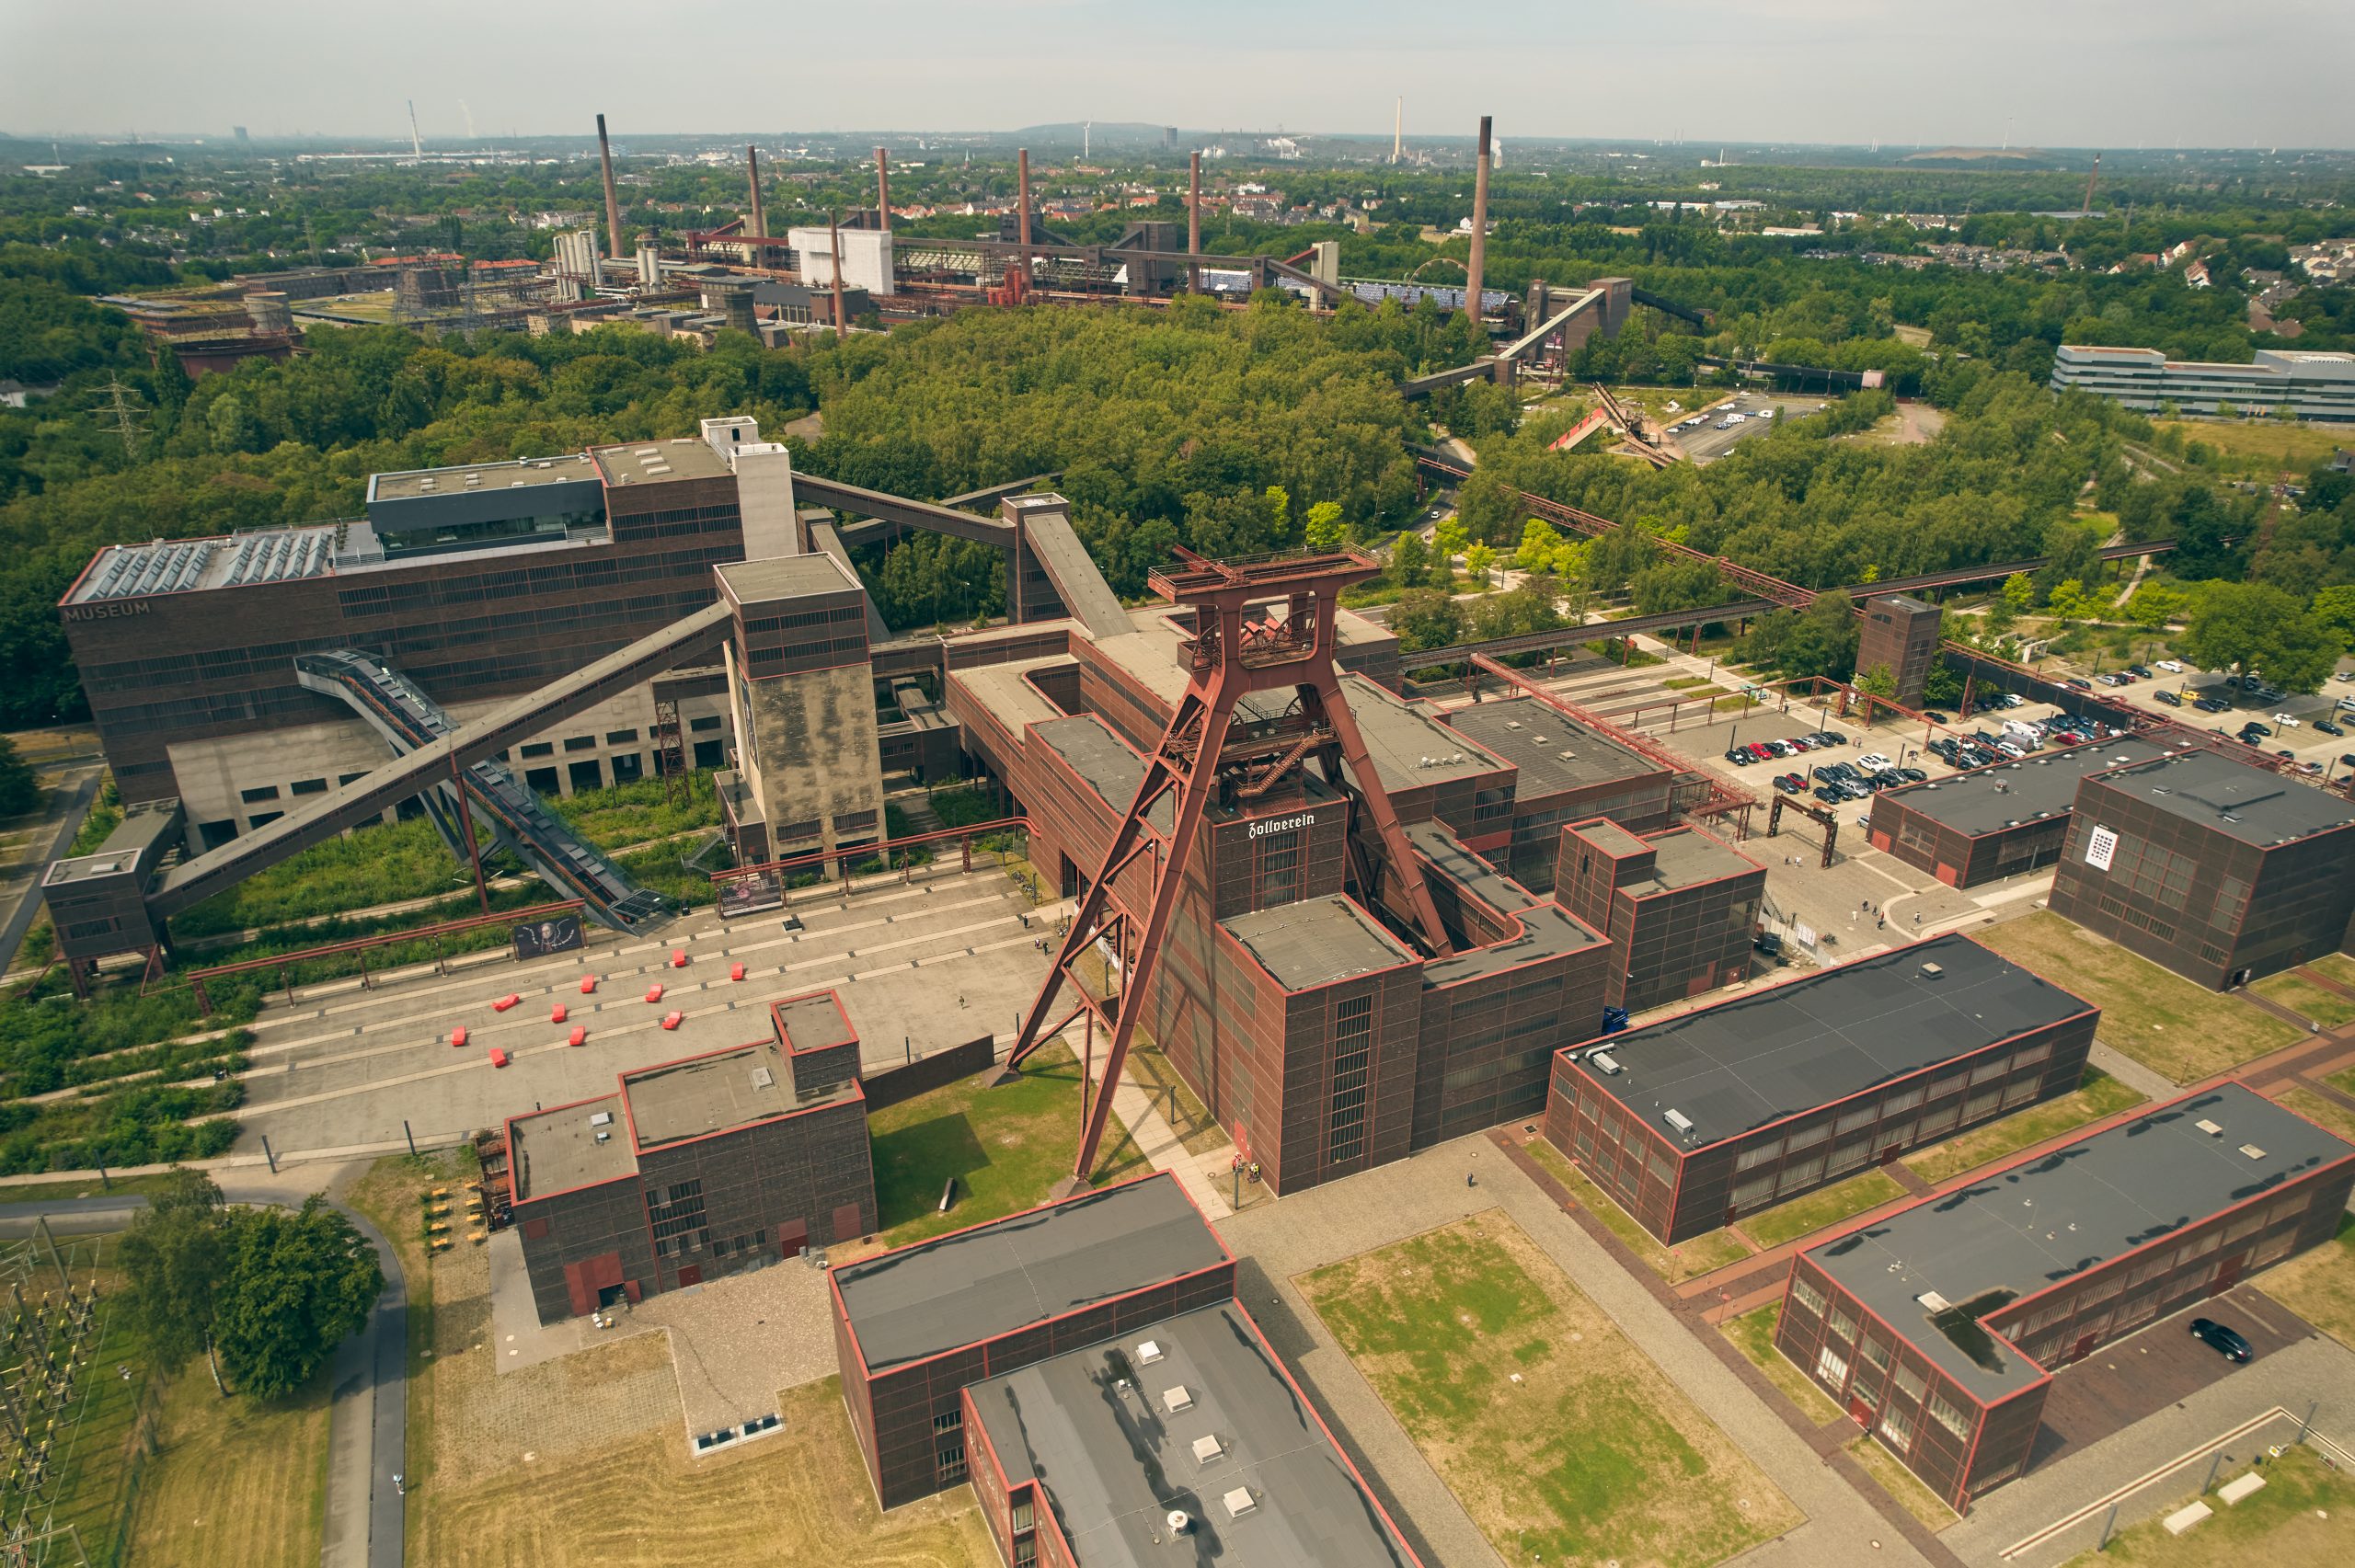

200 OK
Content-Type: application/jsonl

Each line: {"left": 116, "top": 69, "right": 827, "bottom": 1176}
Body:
{"left": 1444, "top": 696, "right": 1664, "bottom": 796}
{"left": 834, "top": 1174, "right": 1229, "bottom": 1373}
{"left": 2085, "top": 748, "right": 2355, "bottom": 847}
{"left": 1568, "top": 933, "right": 2094, "bottom": 1146}
{"left": 1223, "top": 896, "right": 1416, "bottom": 990}
{"left": 969, "top": 1300, "right": 1417, "bottom": 1568}
{"left": 1876, "top": 739, "right": 2169, "bottom": 837}
{"left": 1809, "top": 1084, "right": 2355, "bottom": 1397}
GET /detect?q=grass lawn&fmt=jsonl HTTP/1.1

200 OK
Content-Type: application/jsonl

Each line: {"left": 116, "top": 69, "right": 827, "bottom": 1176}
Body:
{"left": 1120, "top": 1036, "right": 1230, "bottom": 1159}
{"left": 419, "top": 1376, "right": 991, "bottom": 1567}
{"left": 1740, "top": 1169, "right": 1906, "bottom": 1250}
{"left": 2062, "top": 1446, "right": 2355, "bottom": 1566}
{"left": 2255, "top": 1213, "right": 2355, "bottom": 1351}
{"left": 1974, "top": 913, "right": 2300, "bottom": 1083}
{"left": 29, "top": 1277, "right": 152, "bottom": 1563}
{"left": 2252, "top": 971, "right": 2355, "bottom": 1030}
{"left": 2278, "top": 1087, "right": 2355, "bottom": 1146}
{"left": 1903, "top": 1069, "right": 2149, "bottom": 1186}
{"left": 2155, "top": 419, "right": 2348, "bottom": 473}
{"left": 1522, "top": 1137, "right": 1751, "bottom": 1282}
{"left": 0, "top": 1169, "right": 202, "bottom": 1204}
{"left": 2303, "top": 954, "right": 2355, "bottom": 991}
{"left": 546, "top": 773, "right": 723, "bottom": 853}
{"left": 126, "top": 1367, "right": 332, "bottom": 1567}
{"left": 1300, "top": 1212, "right": 1798, "bottom": 1568}
{"left": 865, "top": 1040, "right": 1147, "bottom": 1248}
{"left": 347, "top": 1149, "right": 470, "bottom": 1528}
{"left": 1847, "top": 1434, "right": 1959, "bottom": 1530}
{"left": 1720, "top": 1303, "right": 1843, "bottom": 1426}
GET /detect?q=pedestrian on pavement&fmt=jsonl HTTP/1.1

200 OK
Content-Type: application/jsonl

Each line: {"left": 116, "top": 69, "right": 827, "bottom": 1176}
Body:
{"left": 1913, "top": 911, "right": 1922, "bottom": 926}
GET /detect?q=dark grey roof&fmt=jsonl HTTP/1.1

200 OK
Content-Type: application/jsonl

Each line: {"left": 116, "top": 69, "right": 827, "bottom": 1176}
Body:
{"left": 1034, "top": 715, "right": 1176, "bottom": 835}
{"left": 1810, "top": 1084, "right": 2355, "bottom": 1396}
{"left": 509, "top": 1093, "right": 634, "bottom": 1199}
{"left": 623, "top": 1040, "right": 798, "bottom": 1149}
{"left": 1443, "top": 695, "right": 1665, "bottom": 797}
{"left": 1570, "top": 933, "right": 2093, "bottom": 1145}
{"left": 1223, "top": 897, "right": 1416, "bottom": 990}
{"left": 1411, "top": 821, "right": 1603, "bottom": 987}
{"left": 833, "top": 1174, "right": 1229, "bottom": 1373}
{"left": 968, "top": 1301, "right": 1417, "bottom": 1568}
{"left": 2085, "top": 748, "right": 2355, "bottom": 847}
{"left": 1329, "top": 674, "right": 1505, "bottom": 789}
{"left": 1876, "top": 739, "right": 2170, "bottom": 837}
{"left": 1626, "top": 827, "right": 1760, "bottom": 894}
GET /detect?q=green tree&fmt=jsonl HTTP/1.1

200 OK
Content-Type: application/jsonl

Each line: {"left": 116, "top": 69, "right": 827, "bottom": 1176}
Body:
{"left": 1513, "top": 518, "right": 1563, "bottom": 573}
{"left": 0, "top": 738, "right": 37, "bottom": 817}
{"left": 2180, "top": 582, "right": 2340, "bottom": 693}
{"left": 2312, "top": 584, "right": 2355, "bottom": 650}
{"left": 1923, "top": 660, "right": 1965, "bottom": 708}
{"left": 1453, "top": 469, "right": 1522, "bottom": 545}
{"left": 1856, "top": 662, "right": 1898, "bottom": 699}
{"left": 2000, "top": 572, "right": 2034, "bottom": 612}
{"left": 1388, "top": 532, "right": 1430, "bottom": 589}
{"left": 1432, "top": 517, "right": 1469, "bottom": 565}
{"left": 1464, "top": 543, "right": 1496, "bottom": 585}
{"left": 2046, "top": 579, "right": 2097, "bottom": 624}
{"left": 1303, "top": 499, "right": 1346, "bottom": 553}
{"left": 117, "top": 1169, "right": 233, "bottom": 1393}
{"left": 2124, "top": 584, "right": 2187, "bottom": 629}
{"left": 1775, "top": 589, "right": 1862, "bottom": 681}
{"left": 213, "top": 1196, "right": 382, "bottom": 1401}
{"left": 1388, "top": 588, "right": 1463, "bottom": 653}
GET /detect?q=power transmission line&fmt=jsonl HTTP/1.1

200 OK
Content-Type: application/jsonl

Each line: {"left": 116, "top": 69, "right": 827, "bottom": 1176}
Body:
{"left": 93, "top": 379, "right": 148, "bottom": 461}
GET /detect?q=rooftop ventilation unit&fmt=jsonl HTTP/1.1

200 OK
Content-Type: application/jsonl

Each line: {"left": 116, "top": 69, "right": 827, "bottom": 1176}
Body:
{"left": 1167, "top": 1510, "right": 1192, "bottom": 1536}
{"left": 1223, "top": 1488, "right": 1258, "bottom": 1519}
{"left": 2195, "top": 1118, "right": 2224, "bottom": 1137}
{"left": 1917, "top": 1289, "right": 1951, "bottom": 1312}
{"left": 2239, "top": 1144, "right": 2268, "bottom": 1161}
{"left": 751, "top": 1066, "right": 775, "bottom": 1090}
{"left": 589, "top": 1111, "right": 615, "bottom": 1127}
{"left": 1590, "top": 1050, "right": 1622, "bottom": 1075}
{"left": 1191, "top": 1434, "right": 1223, "bottom": 1464}
{"left": 1919, "top": 962, "right": 1944, "bottom": 979}
{"left": 1664, "top": 1108, "right": 1695, "bottom": 1134}
{"left": 593, "top": 1130, "right": 610, "bottom": 1144}
{"left": 1163, "top": 1386, "right": 1193, "bottom": 1413}
{"left": 1137, "top": 1340, "right": 1164, "bottom": 1365}
{"left": 1505, "top": 719, "right": 1522, "bottom": 730}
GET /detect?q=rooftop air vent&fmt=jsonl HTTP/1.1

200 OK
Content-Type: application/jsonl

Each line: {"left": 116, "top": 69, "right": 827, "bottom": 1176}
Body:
{"left": 1137, "top": 1340, "right": 1164, "bottom": 1365}
{"left": 1664, "top": 1108, "right": 1695, "bottom": 1135}
{"left": 1919, "top": 962, "right": 1944, "bottom": 979}
{"left": 1505, "top": 719, "right": 1522, "bottom": 730}
{"left": 750, "top": 1066, "right": 775, "bottom": 1091}
{"left": 1167, "top": 1509, "right": 1192, "bottom": 1535}
{"left": 1917, "top": 1289, "right": 1951, "bottom": 1312}
{"left": 593, "top": 1131, "right": 610, "bottom": 1144}
{"left": 1191, "top": 1434, "right": 1224, "bottom": 1464}
{"left": 1163, "top": 1386, "right": 1193, "bottom": 1413}
{"left": 1223, "top": 1488, "right": 1258, "bottom": 1519}
{"left": 1590, "top": 1050, "right": 1622, "bottom": 1075}
{"left": 2239, "top": 1144, "right": 2268, "bottom": 1161}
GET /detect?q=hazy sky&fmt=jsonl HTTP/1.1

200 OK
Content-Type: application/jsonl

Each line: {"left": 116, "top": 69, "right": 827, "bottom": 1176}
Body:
{"left": 5, "top": 0, "right": 2349, "bottom": 149}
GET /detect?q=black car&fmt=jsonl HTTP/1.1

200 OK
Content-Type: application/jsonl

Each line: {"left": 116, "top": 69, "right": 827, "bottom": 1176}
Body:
{"left": 1922, "top": 712, "right": 1949, "bottom": 725}
{"left": 2242, "top": 721, "right": 2273, "bottom": 738}
{"left": 2064, "top": 676, "right": 2094, "bottom": 691}
{"left": 2154, "top": 690, "right": 2182, "bottom": 707}
{"left": 1813, "top": 785, "right": 1842, "bottom": 804}
{"left": 2317, "top": 719, "right": 2346, "bottom": 738}
{"left": 2189, "top": 1317, "right": 2252, "bottom": 1364}
{"left": 1815, "top": 730, "right": 1847, "bottom": 746}
{"left": 2194, "top": 698, "right": 2228, "bottom": 713}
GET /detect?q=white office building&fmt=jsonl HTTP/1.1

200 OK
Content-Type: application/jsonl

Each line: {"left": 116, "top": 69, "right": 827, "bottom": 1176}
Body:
{"left": 2050, "top": 345, "right": 2355, "bottom": 422}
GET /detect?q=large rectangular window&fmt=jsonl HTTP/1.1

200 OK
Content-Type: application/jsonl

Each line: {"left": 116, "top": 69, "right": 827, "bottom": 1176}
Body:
{"left": 1327, "top": 994, "right": 1374, "bottom": 1165}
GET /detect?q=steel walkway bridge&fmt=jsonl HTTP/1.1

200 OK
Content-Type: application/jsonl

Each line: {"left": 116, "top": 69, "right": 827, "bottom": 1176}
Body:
{"left": 294, "top": 650, "right": 671, "bottom": 931}
{"left": 149, "top": 601, "right": 736, "bottom": 921}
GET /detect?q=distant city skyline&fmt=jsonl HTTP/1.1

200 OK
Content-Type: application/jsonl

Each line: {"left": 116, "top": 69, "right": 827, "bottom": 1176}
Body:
{"left": 3, "top": 0, "right": 2351, "bottom": 151}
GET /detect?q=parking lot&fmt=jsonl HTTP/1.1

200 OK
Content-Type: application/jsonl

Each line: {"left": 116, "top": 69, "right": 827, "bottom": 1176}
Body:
{"left": 1667, "top": 391, "right": 1832, "bottom": 464}
{"left": 2082, "top": 660, "right": 2355, "bottom": 784}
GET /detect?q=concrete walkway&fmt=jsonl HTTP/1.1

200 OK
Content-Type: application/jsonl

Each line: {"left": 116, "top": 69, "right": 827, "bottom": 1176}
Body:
{"left": 1055, "top": 1020, "right": 1233, "bottom": 1219}
{"left": 1216, "top": 1135, "right": 1936, "bottom": 1568}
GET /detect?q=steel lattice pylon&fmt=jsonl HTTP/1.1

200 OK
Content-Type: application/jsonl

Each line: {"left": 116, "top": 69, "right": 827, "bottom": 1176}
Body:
{"left": 1005, "top": 547, "right": 1454, "bottom": 1186}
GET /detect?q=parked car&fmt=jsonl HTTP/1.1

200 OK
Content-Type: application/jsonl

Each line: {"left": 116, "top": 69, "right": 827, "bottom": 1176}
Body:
{"left": 2316, "top": 719, "right": 2346, "bottom": 738}
{"left": 2272, "top": 713, "right": 2302, "bottom": 727}
{"left": 2195, "top": 697, "right": 2229, "bottom": 714}
{"left": 1921, "top": 712, "right": 1950, "bottom": 725}
{"left": 2064, "top": 677, "right": 2094, "bottom": 691}
{"left": 2126, "top": 665, "right": 2152, "bottom": 678}
{"left": 2154, "top": 690, "right": 2183, "bottom": 707}
{"left": 2242, "top": 721, "right": 2273, "bottom": 738}
{"left": 1997, "top": 741, "right": 2027, "bottom": 759}
{"left": 2189, "top": 1318, "right": 2252, "bottom": 1364}
{"left": 1753, "top": 931, "right": 1785, "bottom": 958}
{"left": 1725, "top": 748, "right": 1751, "bottom": 764}
{"left": 2157, "top": 659, "right": 2185, "bottom": 673}
{"left": 2000, "top": 693, "right": 2027, "bottom": 708}
{"left": 1896, "top": 767, "right": 1927, "bottom": 783}
{"left": 1859, "top": 753, "right": 1893, "bottom": 771}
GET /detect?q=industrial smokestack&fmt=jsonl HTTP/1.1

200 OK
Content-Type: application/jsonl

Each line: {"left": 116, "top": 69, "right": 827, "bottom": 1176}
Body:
{"left": 596, "top": 114, "right": 625, "bottom": 266}
{"left": 746, "top": 144, "right": 765, "bottom": 239}
{"left": 1017, "top": 147, "right": 1032, "bottom": 269}
{"left": 829, "top": 212, "right": 847, "bottom": 342}
{"left": 1188, "top": 152, "right": 1201, "bottom": 292}
{"left": 1464, "top": 115, "right": 1491, "bottom": 332}
{"left": 876, "top": 146, "right": 891, "bottom": 229}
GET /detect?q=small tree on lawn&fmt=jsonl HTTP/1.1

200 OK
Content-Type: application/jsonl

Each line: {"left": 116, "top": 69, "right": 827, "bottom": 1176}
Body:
{"left": 118, "top": 1169, "right": 234, "bottom": 1393}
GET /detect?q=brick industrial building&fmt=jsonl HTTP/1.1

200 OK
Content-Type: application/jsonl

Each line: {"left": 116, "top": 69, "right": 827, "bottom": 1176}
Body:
{"left": 1774, "top": 1083, "right": 2355, "bottom": 1509}
{"left": 1855, "top": 593, "right": 1943, "bottom": 708}
{"left": 2048, "top": 748, "right": 2355, "bottom": 989}
{"left": 832, "top": 1174, "right": 1420, "bottom": 1565}
{"left": 1555, "top": 818, "right": 1766, "bottom": 1013}
{"left": 1543, "top": 934, "right": 2098, "bottom": 1243}
{"left": 503, "top": 990, "right": 876, "bottom": 1323}
{"left": 1866, "top": 739, "right": 2170, "bottom": 889}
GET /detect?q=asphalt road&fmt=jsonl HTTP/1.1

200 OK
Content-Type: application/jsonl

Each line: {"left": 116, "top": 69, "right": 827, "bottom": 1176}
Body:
{"left": 1671, "top": 392, "right": 1830, "bottom": 464}
{"left": 0, "top": 1185, "right": 407, "bottom": 1568}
